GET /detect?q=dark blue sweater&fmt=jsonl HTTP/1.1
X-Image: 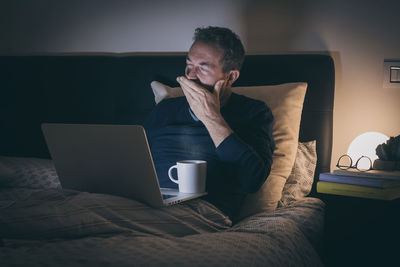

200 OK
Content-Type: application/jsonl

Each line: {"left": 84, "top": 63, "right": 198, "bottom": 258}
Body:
{"left": 143, "top": 92, "right": 275, "bottom": 218}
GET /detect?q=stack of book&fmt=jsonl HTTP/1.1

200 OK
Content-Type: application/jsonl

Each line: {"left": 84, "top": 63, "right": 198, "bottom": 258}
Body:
{"left": 317, "top": 169, "right": 400, "bottom": 200}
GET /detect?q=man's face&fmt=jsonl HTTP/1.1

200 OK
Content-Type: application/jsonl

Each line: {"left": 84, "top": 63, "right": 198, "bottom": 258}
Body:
{"left": 185, "top": 41, "right": 228, "bottom": 92}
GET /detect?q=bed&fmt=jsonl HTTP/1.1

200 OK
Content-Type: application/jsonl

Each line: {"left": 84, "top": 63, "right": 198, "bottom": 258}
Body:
{"left": 0, "top": 54, "right": 334, "bottom": 266}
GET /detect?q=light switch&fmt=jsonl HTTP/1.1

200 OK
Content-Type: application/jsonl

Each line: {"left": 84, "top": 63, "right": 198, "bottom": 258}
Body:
{"left": 390, "top": 66, "right": 400, "bottom": 83}
{"left": 383, "top": 60, "right": 400, "bottom": 88}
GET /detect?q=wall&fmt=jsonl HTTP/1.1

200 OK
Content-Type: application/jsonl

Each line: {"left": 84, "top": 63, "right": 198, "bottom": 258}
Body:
{"left": 1, "top": 0, "right": 399, "bottom": 169}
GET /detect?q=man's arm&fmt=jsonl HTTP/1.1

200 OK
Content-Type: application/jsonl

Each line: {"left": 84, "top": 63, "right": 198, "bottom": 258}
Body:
{"left": 216, "top": 116, "right": 274, "bottom": 193}
{"left": 177, "top": 76, "right": 232, "bottom": 147}
{"left": 201, "top": 116, "right": 233, "bottom": 147}
{"left": 177, "top": 76, "right": 274, "bottom": 193}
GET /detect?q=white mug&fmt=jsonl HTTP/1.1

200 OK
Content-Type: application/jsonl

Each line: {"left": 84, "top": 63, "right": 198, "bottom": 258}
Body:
{"left": 168, "top": 160, "right": 207, "bottom": 193}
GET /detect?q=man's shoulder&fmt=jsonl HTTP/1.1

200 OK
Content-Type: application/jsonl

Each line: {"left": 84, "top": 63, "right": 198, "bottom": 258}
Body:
{"left": 226, "top": 92, "right": 273, "bottom": 124}
{"left": 230, "top": 92, "right": 269, "bottom": 111}
{"left": 143, "top": 96, "right": 189, "bottom": 130}
{"left": 155, "top": 96, "right": 187, "bottom": 110}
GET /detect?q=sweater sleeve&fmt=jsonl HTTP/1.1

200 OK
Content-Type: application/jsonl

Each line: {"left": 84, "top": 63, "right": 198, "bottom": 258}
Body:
{"left": 215, "top": 104, "right": 275, "bottom": 193}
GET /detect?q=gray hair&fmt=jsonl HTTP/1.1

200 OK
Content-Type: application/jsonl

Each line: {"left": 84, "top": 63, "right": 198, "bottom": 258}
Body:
{"left": 193, "top": 26, "right": 245, "bottom": 73}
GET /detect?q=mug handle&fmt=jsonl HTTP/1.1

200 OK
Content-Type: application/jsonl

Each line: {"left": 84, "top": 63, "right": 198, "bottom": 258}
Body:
{"left": 168, "top": 165, "right": 179, "bottom": 184}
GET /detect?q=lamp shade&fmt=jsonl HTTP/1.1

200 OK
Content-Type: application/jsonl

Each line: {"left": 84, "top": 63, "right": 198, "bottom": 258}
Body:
{"left": 347, "top": 132, "right": 389, "bottom": 164}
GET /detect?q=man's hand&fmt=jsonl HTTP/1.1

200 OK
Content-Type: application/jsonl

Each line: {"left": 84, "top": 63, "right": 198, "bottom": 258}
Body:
{"left": 177, "top": 76, "right": 224, "bottom": 122}
{"left": 177, "top": 76, "right": 233, "bottom": 147}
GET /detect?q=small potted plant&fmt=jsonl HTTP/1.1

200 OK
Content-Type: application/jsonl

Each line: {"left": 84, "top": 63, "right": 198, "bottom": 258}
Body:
{"left": 374, "top": 134, "right": 400, "bottom": 171}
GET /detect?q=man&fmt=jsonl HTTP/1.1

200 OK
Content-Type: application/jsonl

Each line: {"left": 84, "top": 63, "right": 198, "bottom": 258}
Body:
{"left": 144, "top": 26, "right": 275, "bottom": 219}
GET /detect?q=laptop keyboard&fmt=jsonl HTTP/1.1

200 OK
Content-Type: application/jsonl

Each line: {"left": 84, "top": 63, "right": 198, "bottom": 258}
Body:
{"left": 162, "top": 194, "right": 175, "bottom": 200}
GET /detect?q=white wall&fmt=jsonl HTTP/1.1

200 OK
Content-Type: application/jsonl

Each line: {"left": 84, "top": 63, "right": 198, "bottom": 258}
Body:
{"left": 1, "top": 0, "right": 399, "bottom": 169}
{"left": 0, "top": 0, "right": 245, "bottom": 53}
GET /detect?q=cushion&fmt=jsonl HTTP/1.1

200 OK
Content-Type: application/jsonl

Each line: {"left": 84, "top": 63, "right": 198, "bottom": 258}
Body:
{"left": 279, "top": 140, "right": 317, "bottom": 207}
{"left": 150, "top": 81, "right": 307, "bottom": 218}
{"left": 0, "top": 156, "right": 61, "bottom": 189}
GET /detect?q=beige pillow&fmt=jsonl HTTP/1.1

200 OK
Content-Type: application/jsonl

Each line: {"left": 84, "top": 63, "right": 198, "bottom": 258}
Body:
{"left": 151, "top": 81, "right": 184, "bottom": 104}
{"left": 150, "top": 81, "right": 307, "bottom": 218}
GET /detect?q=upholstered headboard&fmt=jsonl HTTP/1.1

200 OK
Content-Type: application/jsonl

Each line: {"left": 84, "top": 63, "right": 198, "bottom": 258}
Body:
{"left": 0, "top": 54, "right": 334, "bottom": 190}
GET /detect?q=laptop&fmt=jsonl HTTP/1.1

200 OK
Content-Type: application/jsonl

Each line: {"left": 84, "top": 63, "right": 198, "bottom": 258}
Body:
{"left": 41, "top": 123, "right": 207, "bottom": 207}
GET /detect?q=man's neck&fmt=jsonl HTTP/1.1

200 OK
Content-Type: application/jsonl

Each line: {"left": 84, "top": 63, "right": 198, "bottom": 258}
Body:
{"left": 220, "top": 87, "right": 232, "bottom": 107}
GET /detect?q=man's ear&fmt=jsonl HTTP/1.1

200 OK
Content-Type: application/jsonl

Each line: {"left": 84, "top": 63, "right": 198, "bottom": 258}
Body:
{"left": 227, "top": 70, "right": 240, "bottom": 87}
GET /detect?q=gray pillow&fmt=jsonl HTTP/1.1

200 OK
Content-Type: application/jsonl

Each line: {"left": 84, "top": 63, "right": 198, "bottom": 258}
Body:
{"left": 279, "top": 141, "right": 317, "bottom": 207}
{"left": 0, "top": 156, "right": 61, "bottom": 189}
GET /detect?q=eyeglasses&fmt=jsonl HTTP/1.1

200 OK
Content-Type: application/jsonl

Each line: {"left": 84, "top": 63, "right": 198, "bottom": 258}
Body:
{"left": 336, "top": 154, "right": 373, "bottom": 172}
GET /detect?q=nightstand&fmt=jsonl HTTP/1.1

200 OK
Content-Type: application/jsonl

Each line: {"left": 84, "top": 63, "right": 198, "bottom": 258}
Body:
{"left": 319, "top": 194, "right": 400, "bottom": 266}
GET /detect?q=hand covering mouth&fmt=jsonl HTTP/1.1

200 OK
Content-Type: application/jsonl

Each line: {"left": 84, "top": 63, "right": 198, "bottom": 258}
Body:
{"left": 191, "top": 79, "right": 214, "bottom": 92}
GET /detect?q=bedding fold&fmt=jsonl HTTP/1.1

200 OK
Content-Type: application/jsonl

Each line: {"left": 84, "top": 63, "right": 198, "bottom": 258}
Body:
{"left": 0, "top": 189, "right": 324, "bottom": 266}
{"left": 0, "top": 189, "right": 231, "bottom": 240}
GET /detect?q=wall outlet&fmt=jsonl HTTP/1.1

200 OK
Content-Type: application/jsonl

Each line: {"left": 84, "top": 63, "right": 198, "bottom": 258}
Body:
{"left": 383, "top": 60, "right": 400, "bottom": 88}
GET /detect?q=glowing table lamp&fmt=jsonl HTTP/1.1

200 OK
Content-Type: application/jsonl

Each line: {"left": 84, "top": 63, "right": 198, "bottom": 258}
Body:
{"left": 346, "top": 132, "right": 389, "bottom": 170}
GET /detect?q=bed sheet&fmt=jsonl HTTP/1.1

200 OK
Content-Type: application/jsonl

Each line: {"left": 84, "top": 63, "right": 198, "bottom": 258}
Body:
{"left": 0, "top": 188, "right": 324, "bottom": 266}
